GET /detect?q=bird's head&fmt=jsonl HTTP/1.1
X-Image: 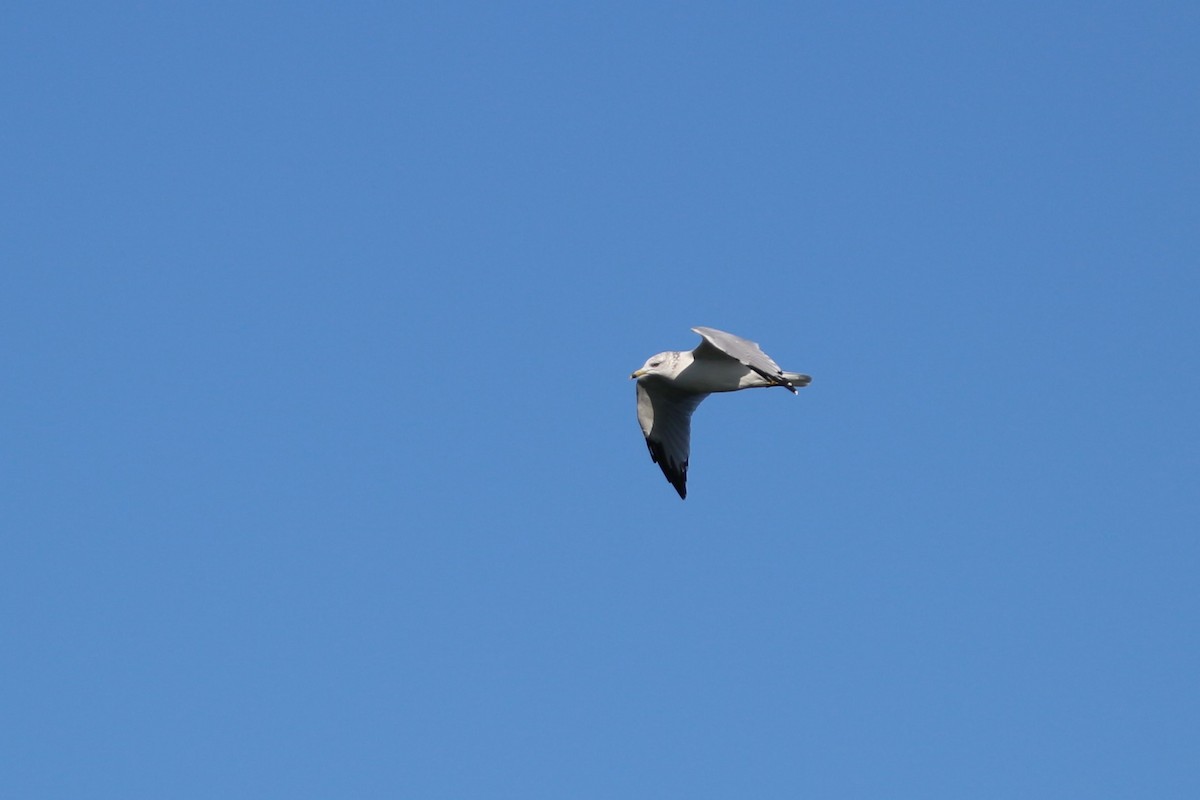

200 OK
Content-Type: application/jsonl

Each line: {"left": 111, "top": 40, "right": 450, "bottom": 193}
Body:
{"left": 630, "top": 351, "right": 675, "bottom": 380}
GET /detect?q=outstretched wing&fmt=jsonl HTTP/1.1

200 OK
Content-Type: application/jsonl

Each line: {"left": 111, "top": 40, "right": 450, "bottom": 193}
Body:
{"left": 635, "top": 380, "right": 708, "bottom": 499}
{"left": 691, "top": 326, "right": 796, "bottom": 392}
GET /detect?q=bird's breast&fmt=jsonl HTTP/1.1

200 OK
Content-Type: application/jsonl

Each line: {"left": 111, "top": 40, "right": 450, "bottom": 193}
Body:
{"left": 672, "top": 358, "right": 750, "bottom": 393}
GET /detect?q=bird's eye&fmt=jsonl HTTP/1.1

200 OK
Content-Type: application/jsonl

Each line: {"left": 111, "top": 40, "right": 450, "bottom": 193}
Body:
{"left": 650, "top": 361, "right": 662, "bottom": 368}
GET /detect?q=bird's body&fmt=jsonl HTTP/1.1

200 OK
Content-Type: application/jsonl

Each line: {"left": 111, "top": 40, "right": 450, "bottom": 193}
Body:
{"left": 631, "top": 327, "right": 811, "bottom": 499}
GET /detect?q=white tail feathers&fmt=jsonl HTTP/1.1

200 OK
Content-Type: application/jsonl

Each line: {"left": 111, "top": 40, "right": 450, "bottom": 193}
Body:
{"left": 783, "top": 372, "right": 812, "bottom": 389}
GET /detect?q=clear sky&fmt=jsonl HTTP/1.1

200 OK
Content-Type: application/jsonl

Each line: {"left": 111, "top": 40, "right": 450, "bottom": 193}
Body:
{"left": 4, "top": 2, "right": 1198, "bottom": 797}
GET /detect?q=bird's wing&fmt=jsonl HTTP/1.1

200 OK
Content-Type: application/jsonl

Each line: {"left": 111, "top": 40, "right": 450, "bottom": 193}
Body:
{"left": 691, "top": 326, "right": 796, "bottom": 392}
{"left": 636, "top": 380, "right": 708, "bottom": 499}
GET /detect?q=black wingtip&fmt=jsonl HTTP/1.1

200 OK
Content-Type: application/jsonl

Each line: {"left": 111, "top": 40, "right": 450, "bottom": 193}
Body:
{"left": 646, "top": 438, "right": 688, "bottom": 499}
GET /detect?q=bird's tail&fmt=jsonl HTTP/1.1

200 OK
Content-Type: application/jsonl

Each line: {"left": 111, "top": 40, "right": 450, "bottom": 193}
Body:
{"left": 783, "top": 372, "right": 812, "bottom": 389}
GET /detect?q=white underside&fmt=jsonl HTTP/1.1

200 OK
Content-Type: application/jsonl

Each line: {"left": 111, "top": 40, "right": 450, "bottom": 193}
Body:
{"left": 667, "top": 352, "right": 770, "bottom": 394}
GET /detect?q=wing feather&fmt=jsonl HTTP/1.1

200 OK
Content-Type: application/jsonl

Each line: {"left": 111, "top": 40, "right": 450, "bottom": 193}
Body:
{"left": 691, "top": 326, "right": 796, "bottom": 392}
{"left": 636, "top": 380, "right": 708, "bottom": 499}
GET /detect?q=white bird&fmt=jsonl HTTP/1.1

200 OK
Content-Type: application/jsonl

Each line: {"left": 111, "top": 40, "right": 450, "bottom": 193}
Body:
{"left": 631, "top": 327, "right": 811, "bottom": 499}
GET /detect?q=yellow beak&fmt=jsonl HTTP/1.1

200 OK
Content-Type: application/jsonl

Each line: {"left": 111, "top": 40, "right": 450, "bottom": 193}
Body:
{"left": 630, "top": 369, "right": 645, "bottom": 379}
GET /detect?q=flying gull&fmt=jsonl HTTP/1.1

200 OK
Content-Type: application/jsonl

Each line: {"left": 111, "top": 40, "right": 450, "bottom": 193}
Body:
{"left": 631, "top": 326, "right": 811, "bottom": 499}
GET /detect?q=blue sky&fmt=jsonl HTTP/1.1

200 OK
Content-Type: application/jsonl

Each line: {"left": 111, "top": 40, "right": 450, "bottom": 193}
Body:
{"left": 3, "top": 2, "right": 1198, "bottom": 797}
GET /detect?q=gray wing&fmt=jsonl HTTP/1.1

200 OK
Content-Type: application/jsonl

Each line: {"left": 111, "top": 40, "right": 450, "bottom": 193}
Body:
{"left": 636, "top": 380, "right": 708, "bottom": 499}
{"left": 691, "top": 326, "right": 795, "bottom": 392}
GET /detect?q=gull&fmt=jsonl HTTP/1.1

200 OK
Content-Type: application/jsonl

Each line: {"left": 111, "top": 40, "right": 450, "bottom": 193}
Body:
{"left": 630, "top": 327, "right": 811, "bottom": 499}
